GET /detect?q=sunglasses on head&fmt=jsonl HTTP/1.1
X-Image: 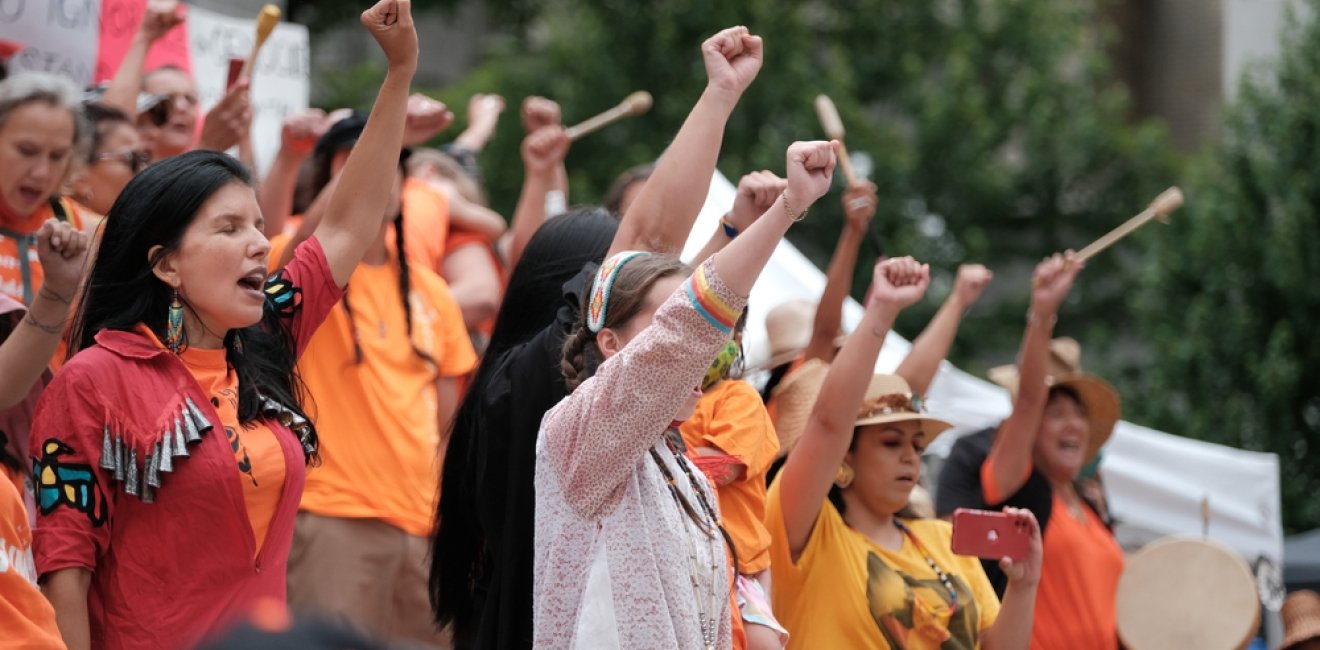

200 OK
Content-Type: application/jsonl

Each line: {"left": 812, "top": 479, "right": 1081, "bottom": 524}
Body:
{"left": 139, "top": 93, "right": 197, "bottom": 128}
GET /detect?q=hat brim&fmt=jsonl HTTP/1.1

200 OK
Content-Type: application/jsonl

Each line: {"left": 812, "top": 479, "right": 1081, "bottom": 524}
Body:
{"left": 989, "top": 367, "right": 1121, "bottom": 462}
{"left": 750, "top": 334, "right": 850, "bottom": 374}
{"left": 853, "top": 412, "right": 956, "bottom": 444}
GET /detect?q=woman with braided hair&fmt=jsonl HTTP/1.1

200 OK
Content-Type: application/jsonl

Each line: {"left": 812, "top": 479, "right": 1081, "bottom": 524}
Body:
{"left": 266, "top": 112, "right": 477, "bottom": 646}
{"left": 534, "top": 137, "right": 839, "bottom": 649}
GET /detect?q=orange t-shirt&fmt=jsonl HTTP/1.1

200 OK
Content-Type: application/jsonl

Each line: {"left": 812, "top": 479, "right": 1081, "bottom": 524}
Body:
{"left": 1030, "top": 492, "right": 1124, "bottom": 649}
{"left": 177, "top": 344, "right": 286, "bottom": 554}
{"left": 401, "top": 177, "right": 451, "bottom": 275}
{"left": 680, "top": 379, "right": 780, "bottom": 575}
{"left": 0, "top": 465, "right": 67, "bottom": 650}
{"left": 269, "top": 237, "right": 477, "bottom": 537}
{"left": 0, "top": 198, "right": 83, "bottom": 306}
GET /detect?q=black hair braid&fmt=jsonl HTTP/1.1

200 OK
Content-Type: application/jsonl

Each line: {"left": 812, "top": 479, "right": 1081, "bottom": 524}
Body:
{"left": 560, "top": 326, "right": 594, "bottom": 392}
{"left": 393, "top": 213, "right": 435, "bottom": 364}
{"left": 340, "top": 286, "right": 365, "bottom": 364}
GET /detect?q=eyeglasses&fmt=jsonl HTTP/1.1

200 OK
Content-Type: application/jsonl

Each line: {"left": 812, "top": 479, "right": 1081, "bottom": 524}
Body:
{"left": 94, "top": 150, "right": 152, "bottom": 173}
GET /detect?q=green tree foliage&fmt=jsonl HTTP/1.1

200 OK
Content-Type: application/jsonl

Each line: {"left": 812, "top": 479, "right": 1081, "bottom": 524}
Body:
{"left": 1131, "top": 3, "right": 1320, "bottom": 533}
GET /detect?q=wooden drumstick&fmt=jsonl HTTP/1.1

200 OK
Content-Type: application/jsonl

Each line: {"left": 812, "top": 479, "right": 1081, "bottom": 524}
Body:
{"left": 1034, "top": 187, "right": 1182, "bottom": 287}
{"left": 565, "top": 91, "right": 652, "bottom": 141}
{"left": 238, "top": 4, "right": 281, "bottom": 79}
{"left": 814, "top": 94, "right": 857, "bottom": 187}
{"left": 1074, "top": 186, "right": 1184, "bottom": 263}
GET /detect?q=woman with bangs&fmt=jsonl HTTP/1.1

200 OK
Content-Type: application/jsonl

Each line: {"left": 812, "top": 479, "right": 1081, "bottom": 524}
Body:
{"left": 767, "top": 257, "right": 1043, "bottom": 649}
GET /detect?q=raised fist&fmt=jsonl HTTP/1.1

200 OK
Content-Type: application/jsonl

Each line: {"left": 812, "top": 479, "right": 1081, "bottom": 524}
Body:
{"left": 1030, "top": 251, "right": 1082, "bottom": 316}
{"left": 869, "top": 256, "right": 929, "bottom": 309}
{"left": 361, "top": 0, "right": 418, "bottom": 71}
{"left": 702, "top": 26, "right": 763, "bottom": 97}
{"left": 728, "top": 170, "right": 786, "bottom": 231}
{"left": 784, "top": 140, "right": 839, "bottom": 215}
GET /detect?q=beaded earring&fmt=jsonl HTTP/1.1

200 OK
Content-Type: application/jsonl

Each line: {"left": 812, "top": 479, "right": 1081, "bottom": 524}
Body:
{"left": 166, "top": 290, "right": 184, "bottom": 354}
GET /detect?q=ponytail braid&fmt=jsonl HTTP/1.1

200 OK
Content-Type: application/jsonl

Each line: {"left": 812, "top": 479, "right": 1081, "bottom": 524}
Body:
{"left": 394, "top": 213, "right": 435, "bottom": 364}
{"left": 560, "top": 326, "right": 595, "bottom": 392}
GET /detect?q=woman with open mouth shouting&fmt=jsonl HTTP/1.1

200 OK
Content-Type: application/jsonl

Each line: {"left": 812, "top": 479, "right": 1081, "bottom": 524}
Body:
{"left": 27, "top": 2, "right": 420, "bottom": 648}
{"left": 935, "top": 252, "right": 1125, "bottom": 650}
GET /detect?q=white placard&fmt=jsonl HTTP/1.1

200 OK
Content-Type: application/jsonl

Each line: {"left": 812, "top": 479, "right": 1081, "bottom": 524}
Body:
{"left": 0, "top": 0, "right": 100, "bottom": 88}
{"left": 186, "top": 4, "right": 309, "bottom": 175}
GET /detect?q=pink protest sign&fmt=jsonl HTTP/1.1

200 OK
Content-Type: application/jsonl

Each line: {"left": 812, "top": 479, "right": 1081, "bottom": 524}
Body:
{"left": 95, "top": 0, "right": 191, "bottom": 83}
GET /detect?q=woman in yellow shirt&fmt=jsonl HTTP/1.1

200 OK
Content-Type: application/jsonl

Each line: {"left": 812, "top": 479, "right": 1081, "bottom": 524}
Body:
{"left": 767, "top": 257, "right": 1043, "bottom": 650}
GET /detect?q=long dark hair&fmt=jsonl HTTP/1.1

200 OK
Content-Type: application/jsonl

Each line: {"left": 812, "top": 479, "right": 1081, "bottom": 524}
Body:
{"left": 431, "top": 208, "right": 616, "bottom": 637}
{"left": 68, "top": 150, "right": 317, "bottom": 458}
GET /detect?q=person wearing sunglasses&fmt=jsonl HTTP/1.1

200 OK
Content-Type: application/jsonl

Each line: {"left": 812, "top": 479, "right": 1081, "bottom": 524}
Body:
{"left": 68, "top": 103, "right": 149, "bottom": 230}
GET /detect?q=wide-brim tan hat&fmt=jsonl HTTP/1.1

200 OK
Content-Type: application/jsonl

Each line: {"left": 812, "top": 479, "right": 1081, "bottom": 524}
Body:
{"left": 854, "top": 374, "right": 954, "bottom": 440}
{"left": 770, "top": 358, "right": 831, "bottom": 457}
{"left": 1283, "top": 590, "right": 1320, "bottom": 649}
{"left": 755, "top": 300, "right": 847, "bottom": 372}
{"left": 987, "top": 337, "right": 1121, "bottom": 463}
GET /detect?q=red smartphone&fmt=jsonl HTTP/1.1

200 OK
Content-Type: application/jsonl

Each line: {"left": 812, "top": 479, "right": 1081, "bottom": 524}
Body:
{"left": 226, "top": 57, "right": 244, "bottom": 90}
{"left": 951, "top": 508, "right": 1030, "bottom": 561}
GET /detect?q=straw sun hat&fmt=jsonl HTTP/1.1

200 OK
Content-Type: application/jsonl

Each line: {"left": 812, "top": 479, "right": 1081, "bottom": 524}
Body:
{"left": 1283, "top": 590, "right": 1320, "bottom": 649}
{"left": 757, "top": 300, "right": 847, "bottom": 372}
{"left": 772, "top": 371, "right": 953, "bottom": 458}
{"left": 986, "top": 337, "right": 1121, "bottom": 463}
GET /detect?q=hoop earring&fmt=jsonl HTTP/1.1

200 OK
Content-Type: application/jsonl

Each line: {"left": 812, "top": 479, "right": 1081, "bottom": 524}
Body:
{"left": 166, "top": 290, "right": 185, "bottom": 354}
{"left": 834, "top": 462, "right": 855, "bottom": 489}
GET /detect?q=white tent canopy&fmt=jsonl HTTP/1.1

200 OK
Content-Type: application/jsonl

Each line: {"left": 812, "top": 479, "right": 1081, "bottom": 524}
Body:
{"left": 681, "top": 171, "right": 1284, "bottom": 580}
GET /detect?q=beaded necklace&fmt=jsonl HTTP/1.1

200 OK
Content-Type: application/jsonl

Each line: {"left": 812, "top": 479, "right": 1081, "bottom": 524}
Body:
{"left": 893, "top": 519, "right": 959, "bottom": 615}
{"left": 650, "top": 432, "right": 722, "bottom": 650}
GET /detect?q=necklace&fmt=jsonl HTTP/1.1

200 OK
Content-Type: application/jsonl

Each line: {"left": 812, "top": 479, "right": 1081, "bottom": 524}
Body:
{"left": 651, "top": 432, "right": 722, "bottom": 650}
{"left": 893, "top": 519, "right": 959, "bottom": 615}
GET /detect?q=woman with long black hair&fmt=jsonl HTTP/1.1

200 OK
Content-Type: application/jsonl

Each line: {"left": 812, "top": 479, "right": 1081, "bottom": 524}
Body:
{"left": 29, "top": 3, "right": 418, "bottom": 648}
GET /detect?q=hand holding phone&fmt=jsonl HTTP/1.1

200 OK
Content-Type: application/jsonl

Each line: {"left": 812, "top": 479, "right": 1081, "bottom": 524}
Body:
{"left": 951, "top": 508, "right": 1032, "bottom": 561}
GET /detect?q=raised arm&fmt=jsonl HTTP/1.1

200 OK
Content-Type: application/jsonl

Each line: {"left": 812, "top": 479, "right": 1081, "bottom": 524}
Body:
{"left": 607, "top": 26, "right": 762, "bottom": 258}
{"left": 803, "top": 181, "right": 875, "bottom": 363}
{"left": 777, "top": 258, "right": 928, "bottom": 559}
{"left": 894, "top": 263, "right": 992, "bottom": 396}
{"left": 313, "top": 0, "right": 418, "bottom": 287}
{"left": 690, "top": 170, "right": 785, "bottom": 266}
{"left": 983, "top": 252, "right": 1081, "bottom": 501}
{"left": 504, "top": 122, "right": 569, "bottom": 269}
{"left": 260, "top": 109, "right": 328, "bottom": 238}
{"left": 546, "top": 140, "right": 837, "bottom": 519}
{"left": 0, "top": 221, "right": 87, "bottom": 408}
{"left": 100, "top": 0, "right": 184, "bottom": 118}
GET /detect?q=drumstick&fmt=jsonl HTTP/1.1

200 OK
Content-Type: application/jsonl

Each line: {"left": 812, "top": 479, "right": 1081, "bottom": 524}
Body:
{"left": 1036, "top": 187, "right": 1183, "bottom": 287}
{"left": 1075, "top": 187, "right": 1183, "bottom": 263}
{"left": 816, "top": 94, "right": 886, "bottom": 255}
{"left": 238, "top": 4, "right": 281, "bottom": 79}
{"left": 814, "top": 95, "right": 857, "bottom": 187}
{"left": 565, "top": 91, "right": 652, "bottom": 141}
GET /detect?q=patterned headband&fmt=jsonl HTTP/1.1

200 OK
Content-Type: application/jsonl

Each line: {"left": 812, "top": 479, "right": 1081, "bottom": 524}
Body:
{"left": 587, "top": 250, "right": 649, "bottom": 333}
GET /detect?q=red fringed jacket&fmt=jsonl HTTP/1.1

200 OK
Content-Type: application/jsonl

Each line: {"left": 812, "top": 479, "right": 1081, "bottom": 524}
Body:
{"left": 29, "top": 238, "right": 342, "bottom": 650}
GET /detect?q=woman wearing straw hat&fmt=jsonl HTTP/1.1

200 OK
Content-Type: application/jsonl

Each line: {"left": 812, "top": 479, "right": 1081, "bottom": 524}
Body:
{"left": 768, "top": 257, "right": 1042, "bottom": 649}
{"left": 934, "top": 252, "right": 1123, "bottom": 650}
